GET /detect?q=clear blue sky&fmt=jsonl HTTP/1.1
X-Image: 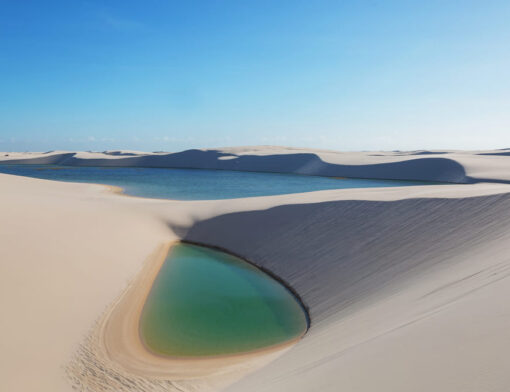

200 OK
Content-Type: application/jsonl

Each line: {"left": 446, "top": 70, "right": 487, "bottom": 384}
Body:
{"left": 1, "top": 0, "right": 509, "bottom": 152}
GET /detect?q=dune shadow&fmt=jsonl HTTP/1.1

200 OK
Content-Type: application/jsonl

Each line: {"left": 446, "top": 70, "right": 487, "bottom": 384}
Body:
{"left": 173, "top": 193, "right": 510, "bottom": 324}
{"left": 33, "top": 149, "right": 470, "bottom": 183}
{"left": 478, "top": 152, "right": 510, "bottom": 156}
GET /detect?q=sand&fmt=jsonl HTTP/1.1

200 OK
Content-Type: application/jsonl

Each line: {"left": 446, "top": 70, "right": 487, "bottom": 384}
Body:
{"left": 1, "top": 147, "right": 510, "bottom": 391}
{"left": 3, "top": 147, "right": 510, "bottom": 183}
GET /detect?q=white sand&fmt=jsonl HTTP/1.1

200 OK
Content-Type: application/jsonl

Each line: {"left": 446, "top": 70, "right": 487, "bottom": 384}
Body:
{"left": 3, "top": 147, "right": 510, "bottom": 183}
{"left": 1, "top": 147, "right": 510, "bottom": 391}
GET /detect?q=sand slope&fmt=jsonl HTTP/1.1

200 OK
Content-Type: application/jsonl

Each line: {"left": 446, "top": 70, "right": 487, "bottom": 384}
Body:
{"left": 182, "top": 194, "right": 510, "bottom": 392}
{"left": 1, "top": 148, "right": 510, "bottom": 391}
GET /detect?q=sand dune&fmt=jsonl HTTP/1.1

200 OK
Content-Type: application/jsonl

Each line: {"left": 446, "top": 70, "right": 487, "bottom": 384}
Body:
{"left": 182, "top": 193, "right": 510, "bottom": 392}
{"left": 3, "top": 147, "right": 510, "bottom": 183}
{"left": 1, "top": 148, "right": 510, "bottom": 391}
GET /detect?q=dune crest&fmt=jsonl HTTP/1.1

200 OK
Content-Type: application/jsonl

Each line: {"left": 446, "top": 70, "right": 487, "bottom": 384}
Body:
{"left": 4, "top": 146, "right": 510, "bottom": 183}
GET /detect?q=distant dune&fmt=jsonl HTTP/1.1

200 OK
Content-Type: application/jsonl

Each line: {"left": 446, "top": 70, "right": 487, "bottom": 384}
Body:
{"left": 3, "top": 146, "right": 510, "bottom": 183}
{"left": 1, "top": 147, "right": 510, "bottom": 392}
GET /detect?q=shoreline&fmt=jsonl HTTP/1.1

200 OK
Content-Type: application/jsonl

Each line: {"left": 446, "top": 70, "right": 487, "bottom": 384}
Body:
{"left": 0, "top": 160, "right": 448, "bottom": 184}
{"left": 179, "top": 239, "right": 312, "bottom": 330}
{"left": 100, "top": 240, "right": 307, "bottom": 380}
{"left": 137, "top": 240, "right": 309, "bottom": 360}
{"left": 5, "top": 146, "right": 510, "bottom": 184}
{"left": 0, "top": 163, "right": 445, "bottom": 204}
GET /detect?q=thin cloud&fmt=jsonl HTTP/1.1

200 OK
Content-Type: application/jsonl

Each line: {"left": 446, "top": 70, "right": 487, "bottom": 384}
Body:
{"left": 99, "top": 12, "right": 144, "bottom": 32}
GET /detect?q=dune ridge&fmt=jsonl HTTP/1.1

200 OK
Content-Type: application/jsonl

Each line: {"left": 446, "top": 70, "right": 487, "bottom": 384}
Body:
{"left": 4, "top": 146, "right": 510, "bottom": 183}
{"left": 179, "top": 194, "right": 510, "bottom": 391}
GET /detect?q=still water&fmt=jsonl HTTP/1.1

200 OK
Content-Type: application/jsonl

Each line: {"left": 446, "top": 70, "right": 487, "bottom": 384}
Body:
{"left": 0, "top": 164, "right": 430, "bottom": 200}
{"left": 139, "top": 243, "right": 308, "bottom": 357}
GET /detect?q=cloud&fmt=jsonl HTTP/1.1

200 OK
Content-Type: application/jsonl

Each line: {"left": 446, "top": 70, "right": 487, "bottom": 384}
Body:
{"left": 82, "top": 1, "right": 144, "bottom": 32}
{"left": 99, "top": 12, "right": 144, "bottom": 32}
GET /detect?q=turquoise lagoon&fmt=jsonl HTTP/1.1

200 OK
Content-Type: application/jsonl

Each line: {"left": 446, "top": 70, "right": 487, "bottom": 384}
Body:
{"left": 139, "top": 243, "right": 308, "bottom": 357}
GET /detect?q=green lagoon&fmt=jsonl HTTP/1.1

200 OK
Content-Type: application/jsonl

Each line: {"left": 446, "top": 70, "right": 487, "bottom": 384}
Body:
{"left": 139, "top": 243, "right": 308, "bottom": 357}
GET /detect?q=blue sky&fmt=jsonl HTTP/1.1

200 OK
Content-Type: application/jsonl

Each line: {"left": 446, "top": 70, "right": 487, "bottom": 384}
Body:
{"left": 1, "top": 0, "right": 509, "bottom": 152}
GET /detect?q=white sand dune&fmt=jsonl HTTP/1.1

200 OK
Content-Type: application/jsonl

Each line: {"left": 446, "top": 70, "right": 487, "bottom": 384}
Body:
{"left": 3, "top": 146, "right": 510, "bottom": 183}
{"left": 1, "top": 148, "right": 510, "bottom": 392}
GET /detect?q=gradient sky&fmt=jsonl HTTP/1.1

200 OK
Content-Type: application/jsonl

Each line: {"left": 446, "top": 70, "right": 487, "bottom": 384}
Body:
{"left": 1, "top": 0, "right": 509, "bottom": 152}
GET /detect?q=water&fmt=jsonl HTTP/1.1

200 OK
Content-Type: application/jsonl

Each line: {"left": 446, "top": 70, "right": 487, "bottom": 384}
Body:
{"left": 0, "top": 164, "right": 430, "bottom": 200}
{"left": 139, "top": 243, "right": 308, "bottom": 357}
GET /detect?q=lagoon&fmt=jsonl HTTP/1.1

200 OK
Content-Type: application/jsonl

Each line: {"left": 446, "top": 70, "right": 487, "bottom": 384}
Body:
{"left": 0, "top": 164, "right": 430, "bottom": 200}
{"left": 139, "top": 243, "right": 308, "bottom": 357}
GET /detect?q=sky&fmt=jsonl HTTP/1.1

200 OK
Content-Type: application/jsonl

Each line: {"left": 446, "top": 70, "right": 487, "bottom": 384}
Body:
{"left": 1, "top": 0, "right": 509, "bottom": 152}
